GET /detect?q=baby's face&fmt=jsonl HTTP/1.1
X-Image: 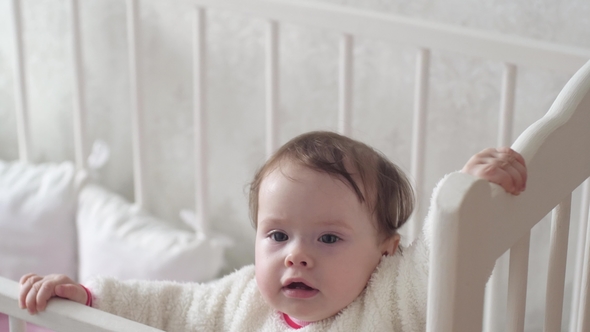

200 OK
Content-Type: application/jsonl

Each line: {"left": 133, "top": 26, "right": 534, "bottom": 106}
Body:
{"left": 255, "top": 162, "right": 387, "bottom": 322}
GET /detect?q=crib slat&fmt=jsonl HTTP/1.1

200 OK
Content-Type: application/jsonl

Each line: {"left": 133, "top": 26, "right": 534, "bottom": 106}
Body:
{"left": 9, "top": 0, "right": 31, "bottom": 162}
{"left": 578, "top": 186, "right": 590, "bottom": 332}
{"left": 484, "top": 254, "right": 509, "bottom": 332}
{"left": 338, "top": 34, "right": 353, "bottom": 137}
{"left": 70, "top": 0, "right": 88, "bottom": 170}
{"left": 570, "top": 179, "right": 590, "bottom": 332}
{"left": 483, "top": 62, "right": 518, "bottom": 332}
{"left": 498, "top": 63, "right": 517, "bottom": 147}
{"left": 409, "top": 48, "right": 430, "bottom": 241}
{"left": 507, "top": 231, "right": 530, "bottom": 332}
{"left": 126, "top": 0, "right": 146, "bottom": 207}
{"left": 544, "top": 195, "right": 572, "bottom": 331}
{"left": 265, "top": 20, "right": 279, "bottom": 159}
{"left": 191, "top": 0, "right": 590, "bottom": 72}
{"left": 193, "top": 7, "right": 209, "bottom": 234}
{"left": 9, "top": 316, "right": 26, "bottom": 332}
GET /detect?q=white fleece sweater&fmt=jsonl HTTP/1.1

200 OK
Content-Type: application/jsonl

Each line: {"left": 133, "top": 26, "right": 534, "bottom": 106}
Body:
{"left": 88, "top": 178, "right": 443, "bottom": 332}
{"left": 88, "top": 230, "right": 430, "bottom": 332}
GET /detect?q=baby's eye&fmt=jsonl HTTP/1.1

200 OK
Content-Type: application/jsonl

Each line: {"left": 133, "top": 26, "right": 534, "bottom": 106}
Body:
{"left": 319, "top": 234, "right": 340, "bottom": 244}
{"left": 270, "top": 232, "right": 288, "bottom": 242}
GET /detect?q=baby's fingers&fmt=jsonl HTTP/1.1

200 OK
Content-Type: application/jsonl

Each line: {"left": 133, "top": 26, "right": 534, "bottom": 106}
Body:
{"left": 510, "top": 155, "right": 527, "bottom": 192}
{"left": 462, "top": 147, "right": 528, "bottom": 195}
{"left": 35, "top": 280, "right": 73, "bottom": 312}
{"left": 24, "top": 279, "right": 50, "bottom": 314}
{"left": 19, "top": 274, "right": 80, "bottom": 314}
{"left": 495, "top": 148, "right": 527, "bottom": 193}
{"left": 19, "top": 274, "right": 42, "bottom": 311}
{"left": 492, "top": 163, "right": 522, "bottom": 195}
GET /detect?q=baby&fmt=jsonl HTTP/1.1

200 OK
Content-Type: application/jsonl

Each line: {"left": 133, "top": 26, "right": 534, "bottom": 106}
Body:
{"left": 19, "top": 131, "right": 526, "bottom": 331}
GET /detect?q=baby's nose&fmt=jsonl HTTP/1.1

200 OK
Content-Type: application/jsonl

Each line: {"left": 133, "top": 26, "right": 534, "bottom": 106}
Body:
{"left": 285, "top": 249, "right": 313, "bottom": 268}
{"left": 286, "top": 257, "right": 307, "bottom": 267}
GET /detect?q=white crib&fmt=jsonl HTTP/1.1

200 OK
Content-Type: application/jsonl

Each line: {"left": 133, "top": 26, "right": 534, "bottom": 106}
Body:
{"left": 429, "top": 59, "right": 590, "bottom": 331}
{"left": 1, "top": 0, "right": 590, "bottom": 331}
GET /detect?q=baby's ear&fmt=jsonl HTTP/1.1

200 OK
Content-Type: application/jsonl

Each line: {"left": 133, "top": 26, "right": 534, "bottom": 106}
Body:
{"left": 380, "top": 233, "right": 401, "bottom": 256}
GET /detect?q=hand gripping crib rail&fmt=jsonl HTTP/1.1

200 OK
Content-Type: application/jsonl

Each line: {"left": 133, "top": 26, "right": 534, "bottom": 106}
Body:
{"left": 3, "top": 0, "right": 590, "bottom": 331}
{"left": 0, "top": 276, "right": 162, "bottom": 332}
{"left": 428, "top": 59, "right": 590, "bottom": 332}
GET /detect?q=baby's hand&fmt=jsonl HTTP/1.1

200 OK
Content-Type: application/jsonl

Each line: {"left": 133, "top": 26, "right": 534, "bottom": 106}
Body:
{"left": 19, "top": 273, "right": 88, "bottom": 314}
{"left": 461, "top": 147, "right": 527, "bottom": 195}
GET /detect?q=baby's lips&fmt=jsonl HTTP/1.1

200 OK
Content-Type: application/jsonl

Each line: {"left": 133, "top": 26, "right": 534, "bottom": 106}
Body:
{"left": 282, "top": 277, "right": 315, "bottom": 289}
{"left": 285, "top": 282, "right": 315, "bottom": 290}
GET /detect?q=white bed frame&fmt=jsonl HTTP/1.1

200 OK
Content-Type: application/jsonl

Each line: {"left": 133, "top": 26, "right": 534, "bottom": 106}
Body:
{"left": 2, "top": 0, "right": 590, "bottom": 331}
{"left": 429, "top": 59, "right": 590, "bottom": 331}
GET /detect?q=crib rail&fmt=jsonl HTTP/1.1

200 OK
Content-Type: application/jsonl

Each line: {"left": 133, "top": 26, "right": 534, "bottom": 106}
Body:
{"left": 191, "top": 0, "right": 590, "bottom": 72}
{"left": 6, "top": 0, "right": 590, "bottom": 331}
{"left": 189, "top": 0, "right": 590, "bottom": 241}
{"left": 9, "top": 0, "right": 590, "bottom": 233}
{"left": 428, "top": 59, "right": 590, "bottom": 331}
{"left": 0, "top": 276, "right": 163, "bottom": 332}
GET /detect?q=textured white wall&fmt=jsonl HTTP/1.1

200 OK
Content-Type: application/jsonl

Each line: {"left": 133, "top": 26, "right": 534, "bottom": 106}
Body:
{"left": 1, "top": 0, "right": 589, "bottom": 330}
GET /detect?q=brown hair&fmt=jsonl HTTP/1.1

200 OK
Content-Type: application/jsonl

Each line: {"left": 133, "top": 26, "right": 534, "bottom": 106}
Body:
{"left": 248, "top": 131, "right": 414, "bottom": 240}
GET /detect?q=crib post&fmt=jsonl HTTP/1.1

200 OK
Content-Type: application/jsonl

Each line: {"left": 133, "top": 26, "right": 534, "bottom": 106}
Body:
{"left": 428, "top": 174, "right": 495, "bottom": 332}
{"left": 9, "top": 316, "right": 26, "bottom": 332}
{"left": 338, "top": 34, "right": 353, "bottom": 137}
{"left": 498, "top": 63, "right": 517, "bottom": 148}
{"left": 126, "top": 0, "right": 147, "bottom": 207}
{"left": 193, "top": 6, "right": 210, "bottom": 234}
{"left": 409, "top": 48, "right": 430, "bottom": 241}
{"left": 69, "top": 0, "right": 88, "bottom": 170}
{"left": 506, "top": 231, "right": 530, "bottom": 332}
{"left": 9, "top": 0, "right": 32, "bottom": 162}
{"left": 265, "top": 20, "right": 280, "bottom": 159}
{"left": 578, "top": 199, "right": 590, "bottom": 332}
{"left": 483, "top": 62, "right": 518, "bottom": 332}
{"left": 570, "top": 179, "right": 590, "bottom": 332}
{"left": 544, "top": 194, "right": 571, "bottom": 331}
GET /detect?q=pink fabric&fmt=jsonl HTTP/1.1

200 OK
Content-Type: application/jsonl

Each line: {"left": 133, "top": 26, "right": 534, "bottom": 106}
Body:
{"left": 282, "top": 312, "right": 311, "bottom": 329}
{"left": 0, "top": 313, "right": 55, "bottom": 332}
{"left": 80, "top": 284, "right": 93, "bottom": 307}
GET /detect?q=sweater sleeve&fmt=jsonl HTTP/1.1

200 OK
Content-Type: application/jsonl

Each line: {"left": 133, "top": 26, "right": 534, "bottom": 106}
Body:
{"left": 86, "top": 265, "right": 258, "bottom": 331}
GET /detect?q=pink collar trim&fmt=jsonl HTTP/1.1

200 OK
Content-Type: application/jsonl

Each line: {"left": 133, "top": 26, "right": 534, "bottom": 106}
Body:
{"left": 282, "top": 312, "right": 311, "bottom": 329}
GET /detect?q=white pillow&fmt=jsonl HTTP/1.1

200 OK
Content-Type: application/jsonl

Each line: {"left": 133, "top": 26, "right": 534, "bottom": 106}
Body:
{"left": 77, "top": 184, "right": 229, "bottom": 284}
{"left": 0, "top": 160, "right": 80, "bottom": 281}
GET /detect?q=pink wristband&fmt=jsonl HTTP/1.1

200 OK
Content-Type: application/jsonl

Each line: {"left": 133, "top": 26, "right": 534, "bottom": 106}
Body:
{"left": 80, "top": 284, "right": 92, "bottom": 307}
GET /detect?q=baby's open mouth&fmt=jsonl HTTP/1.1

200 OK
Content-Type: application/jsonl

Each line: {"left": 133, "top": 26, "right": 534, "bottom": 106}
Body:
{"left": 286, "top": 282, "right": 315, "bottom": 291}
{"left": 282, "top": 281, "right": 319, "bottom": 298}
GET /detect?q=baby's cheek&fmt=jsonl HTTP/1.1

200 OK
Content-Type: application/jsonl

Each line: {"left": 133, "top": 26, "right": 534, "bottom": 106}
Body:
{"left": 255, "top": 264, "right": 277, "bottom": 305}
{"left": 256, "top": 265, "right": 280, "bottom": 310}
{"left": 335, "top": 251, "right": 380, "bottom": 294}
